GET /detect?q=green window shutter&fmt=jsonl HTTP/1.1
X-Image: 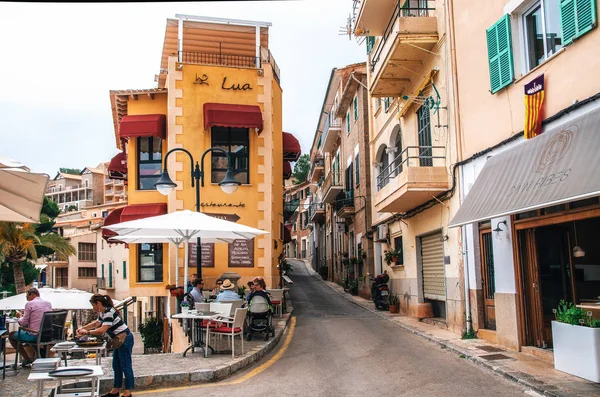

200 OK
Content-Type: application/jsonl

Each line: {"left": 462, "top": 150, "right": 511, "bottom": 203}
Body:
{"left": 366, "top": 36, "right": 375, "bottom": 54}
{"left": 486, "top": 14, "right": 514, "bottom": 94}
{"left": 101, "top": 264, "right": 104, "bottom": 279}
{"left": 353, "top": 96, "right": 358, "bottom": 120}
{"left": 561, "top": 0, "right": 597, "bottom": 46}
{"left": 346, "top": 112, "right": 350, "bottom": 133}
{"left": 108, "top": 262, "right": 113, "bottom": 288}
{"left": 123, "top": 260, "right": 127, "bottom": 279}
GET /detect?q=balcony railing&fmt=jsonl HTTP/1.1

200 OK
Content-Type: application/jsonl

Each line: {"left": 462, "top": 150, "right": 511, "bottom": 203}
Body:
{"left": 179, "top": 51, "right": 258, "bottom": 68}
{"left": 334, "top": 190, "right": 355, "bottom": 212}
{"left": 370, "top": 3, "right": 437, "bottom": 73}
{"left": 376, "top": 145, "right": 446, "bottom": 190}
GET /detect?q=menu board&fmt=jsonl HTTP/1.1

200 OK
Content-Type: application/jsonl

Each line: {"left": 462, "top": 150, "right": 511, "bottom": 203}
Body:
{"left": 228, "top": 239, "right": 254, "bottom": 267}
{"left": 187, "top": 243, "right": 215, "bottom": 268}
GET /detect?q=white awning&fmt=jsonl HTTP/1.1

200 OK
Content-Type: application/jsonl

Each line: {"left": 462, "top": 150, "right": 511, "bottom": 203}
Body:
{"left": 35, "top": 264, "right": 48, "bottom": 271}
{"left": 449, "top": 108, "right": 600, "bottom": 228}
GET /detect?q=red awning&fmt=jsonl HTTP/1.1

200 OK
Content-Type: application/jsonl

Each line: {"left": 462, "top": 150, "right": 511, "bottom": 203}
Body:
{"left": 283, "top": 161, "right": 292, "bottom": 179}
{"left": 203, "top": 103, "right": 263, "bottom": 134}
{"left": 283, "top": 225, "right": 292, "bottom": 243}
{"left": 102, "top": 207, "right": 125, "bottom": 243}
{"left": 108, "top": 151, "right": 127, "bottom": 176}
{"left": 283, "top": 132, "right": 301, "bottom": 161}
{"left": 119, "top": 114, "right": 166, "bottom": 139}
{"left": 120, "top": 203, "right": 168, "bottom": 223}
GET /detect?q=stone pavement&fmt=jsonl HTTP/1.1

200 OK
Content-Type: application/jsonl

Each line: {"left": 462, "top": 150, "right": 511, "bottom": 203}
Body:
{"left": 299, "top": 260, "right": 599, "bottom": 397}
{"left": 1, "top": 303, "right": 293, "bottom": 397}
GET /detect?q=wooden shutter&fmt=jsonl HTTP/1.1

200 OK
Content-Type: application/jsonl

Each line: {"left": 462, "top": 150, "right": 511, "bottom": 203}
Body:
{"left": 366, "top": 36, "right": 375, "bottom": 54}
{"left": 421, "top": 232, "right": 446, "bottom": 300}
{"left": 560, "top": 0, "right": 597, "bottom": 46}
{"left": 486, "top": 14, "right": 514, "bottom": 94}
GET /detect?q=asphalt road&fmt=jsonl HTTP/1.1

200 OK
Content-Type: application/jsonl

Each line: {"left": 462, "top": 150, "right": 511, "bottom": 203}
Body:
{"left": 154, "top": 259, "right": 532, "bottom": 397}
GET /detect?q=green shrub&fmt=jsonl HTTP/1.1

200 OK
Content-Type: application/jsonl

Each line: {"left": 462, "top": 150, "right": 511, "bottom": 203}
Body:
{"left": 139, "top": 317, "right": 163, "bottom": 350}
{"left": 554, "top": 300, "right": 599, "bottom": 327}
{"left": 318, "top": 266, "right": 328, "bottom": 280}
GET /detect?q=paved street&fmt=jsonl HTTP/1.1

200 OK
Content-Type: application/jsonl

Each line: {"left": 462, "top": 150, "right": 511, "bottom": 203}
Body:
{"left": 153, "top": 259, "right": 531, "bottom": 397}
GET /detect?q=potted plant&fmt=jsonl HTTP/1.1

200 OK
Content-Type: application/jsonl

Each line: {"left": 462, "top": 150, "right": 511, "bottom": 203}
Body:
{"left": 388, "top": 293, "right": 400, "bottom": 314}
{"left": 350, "top": 256, "right": 359, "bottom": 265}
{"left": 138, "top": 316, "right": 163, "bottom": 354}
{"left": 180, "top": 300, "right": 190, "bottom": 314}
{"left": 360, "top": 249, "right": 367, "bottom": 259}
{"left": 348, "top": 278, "right": 359, "bottom": 295}
{"left": 552, "top": 300, "right": 600, "bottom": 382}
{"left": 384, "top": 248, "right": 401, "bottom": 265}
{"left": 238, "top": 285, "right": 247, "bottom": 298}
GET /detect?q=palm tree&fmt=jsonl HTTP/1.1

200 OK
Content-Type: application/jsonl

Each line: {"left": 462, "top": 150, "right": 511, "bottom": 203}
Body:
{"left": 0, "top": 220, "right": 76, "bottom": 293}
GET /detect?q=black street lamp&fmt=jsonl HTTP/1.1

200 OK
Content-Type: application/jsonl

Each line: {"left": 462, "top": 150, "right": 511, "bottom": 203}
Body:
{"left": 154, "top": 147, "right": 241, "bottom": 280}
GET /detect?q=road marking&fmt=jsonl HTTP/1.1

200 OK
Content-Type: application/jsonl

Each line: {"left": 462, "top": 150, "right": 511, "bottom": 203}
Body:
{"left": 136, "top": 316, "right": 296, "bottom": 394}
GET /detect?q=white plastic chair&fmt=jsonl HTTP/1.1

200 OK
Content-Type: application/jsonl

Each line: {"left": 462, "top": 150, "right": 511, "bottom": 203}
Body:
{"left": 219, "top": 300, "right": 244, "bottom": 317}
{"left": 210, "top": 302, "right": 232, "bottom": 316}
{"left": 269, "top": 289, "right": 285, "bottom": 317}
{"left": 205, "top": 307, "right": 248, "bottom": 358}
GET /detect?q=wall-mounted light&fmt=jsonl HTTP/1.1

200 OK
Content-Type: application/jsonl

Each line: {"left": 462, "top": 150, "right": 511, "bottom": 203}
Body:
{"left": 493, "top": 220, "right": 507, "bottom": 234}
{"left": 176, "top": 64, "right": 183, "bottom": 71}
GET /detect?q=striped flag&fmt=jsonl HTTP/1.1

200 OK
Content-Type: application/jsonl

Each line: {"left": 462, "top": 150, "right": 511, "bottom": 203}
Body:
{"left": 524, "top": 74, "right": 545, "bottom": 139}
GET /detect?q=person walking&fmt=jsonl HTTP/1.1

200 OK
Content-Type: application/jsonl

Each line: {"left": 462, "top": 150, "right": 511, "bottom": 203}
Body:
{"left": 77, "top": 294, "right": 134, "bottom": 397}
{"left": 8, "top": 287, "right": 52, "bottom": 367}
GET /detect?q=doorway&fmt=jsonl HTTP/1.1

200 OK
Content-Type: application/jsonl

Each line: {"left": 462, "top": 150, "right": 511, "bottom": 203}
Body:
{"left": 479, "top": 230, "right": 496, "bottom": 330}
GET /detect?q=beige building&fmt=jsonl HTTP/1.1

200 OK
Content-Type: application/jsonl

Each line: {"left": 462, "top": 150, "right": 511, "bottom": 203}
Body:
{"left": 45, "top": 165, "right": 105, "bottom": 212}
{"left": 450, "top": 0, "right": 600, "bottom": 354}
{"left": 284, "top": 181, "right": 312, "bottom": 261}
{"left": 352, "top": 0, "right": 464, "bottom": 332}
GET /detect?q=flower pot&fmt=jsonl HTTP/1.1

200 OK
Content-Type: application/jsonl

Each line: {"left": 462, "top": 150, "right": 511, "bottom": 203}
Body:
{"left": 390, "top": 304, "right": 399, "bottom": 314}
{"left": 181, "top": 307, "right": 189, "bottom": 314}
{"left": 391, "top": 256, "right": 398, "bottom": 263}
{"left": 551, "top": 321, "right": 600, "bottom": 382}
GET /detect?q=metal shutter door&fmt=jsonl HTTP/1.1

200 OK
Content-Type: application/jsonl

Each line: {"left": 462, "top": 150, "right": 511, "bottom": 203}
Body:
{"left": 421, "top": 232, "right": 446, "bottom": 300}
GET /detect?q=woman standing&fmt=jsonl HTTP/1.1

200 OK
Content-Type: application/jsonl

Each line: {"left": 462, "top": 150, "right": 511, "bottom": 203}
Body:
{"left": 77, "top": 294, "right": 134, "bottom": 397}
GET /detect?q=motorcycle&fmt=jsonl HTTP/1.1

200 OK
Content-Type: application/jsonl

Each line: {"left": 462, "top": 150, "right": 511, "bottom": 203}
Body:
{"left": 371, "top": 272, "right": 390, "bottom": 310}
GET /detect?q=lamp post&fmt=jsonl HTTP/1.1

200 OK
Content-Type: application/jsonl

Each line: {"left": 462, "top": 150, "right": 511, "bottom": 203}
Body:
{"left": 154, "top": 147, "right": 241, "bottom": 280}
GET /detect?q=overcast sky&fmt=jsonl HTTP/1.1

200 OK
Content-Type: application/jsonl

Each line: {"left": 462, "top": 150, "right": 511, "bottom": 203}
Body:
{"left": 0, "top": 0, "right": 365, "bottom": 176}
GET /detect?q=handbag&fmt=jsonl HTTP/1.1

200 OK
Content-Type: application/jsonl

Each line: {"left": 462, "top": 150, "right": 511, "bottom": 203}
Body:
{"left": 111, "top": 332, "right": 127, "bottom": 349}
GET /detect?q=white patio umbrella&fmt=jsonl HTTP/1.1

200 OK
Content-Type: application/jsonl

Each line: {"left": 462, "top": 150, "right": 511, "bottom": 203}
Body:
{"left": 0, "top": 287, "right": 121, "bottom": 311}
{"left": 103, "top": 210, "right": 269, "bottom": 287}
{"left": 0, "top": 155, "right": 49, "bottom": 223}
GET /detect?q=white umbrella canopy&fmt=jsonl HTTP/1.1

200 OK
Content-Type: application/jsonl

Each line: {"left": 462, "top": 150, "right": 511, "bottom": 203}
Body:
{"left": 103, "top": 210, "right": 269, "bottom": 242}
{"left": 0, "top": 287, "right": 121, "bottom": 311}
{"left": 0, "top": 155, "right": 49, "bottom": 223}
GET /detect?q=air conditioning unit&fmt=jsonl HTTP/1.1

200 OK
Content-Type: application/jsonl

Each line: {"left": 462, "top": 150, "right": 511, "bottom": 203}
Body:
{"left": 376, "top": 224, "right": 388, "bottom": 242}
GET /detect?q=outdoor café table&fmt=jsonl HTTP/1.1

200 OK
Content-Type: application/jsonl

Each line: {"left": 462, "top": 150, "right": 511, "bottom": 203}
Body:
{"left": 51, "top": 341, "right": 107, "bottom": 366}
{"left": 28, "top": 365, "right": 103, "bottom": 397}
{"left": 171, "top": 311, "right": 220, "bottom": 357}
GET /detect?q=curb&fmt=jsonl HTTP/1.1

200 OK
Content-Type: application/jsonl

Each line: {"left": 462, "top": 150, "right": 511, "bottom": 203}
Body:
{"left": 99, "top": 304, "right": 294, "bottom": 392}
{"left": 309, "top": 268, "right": 566, "bottom": 397}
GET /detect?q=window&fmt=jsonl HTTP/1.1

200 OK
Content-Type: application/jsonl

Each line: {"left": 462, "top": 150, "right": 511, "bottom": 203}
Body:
{"left": 138, "top": 243, "right": 163, "bottom": 282}
{"left": 374, "top": 97, "right": 381, "bottom": 113}
{"left": 346, "top": 112, "right": 351, "bottom": 135}
{"left": 102, "top": 210, "right": 108, "bottom": 218}
{"left": 417, "top": 106, "right": 433, "bottom": 167}
{"left": 393, "top": 236, "right": 404, "bottom": 265}
{"left": 78, "top": 243, "right": 96, "bottom": 261}
{"left": 523, "top": 0, "right": 563, "bottom": 72}
{"left": 353, "top": 95, "right": 358, "bottom": 121}
{"left": 366, "top": 36, "right": 375, "bottom": 54}
{"left": 384, "top": 97, "right": 391, "bottom": 112}
{"left": 355, "top": 153, "right": 360, "bottom": 186}
{"left": 486, "top": 14, "right": 514, "bottom": 93}
{"left": 55, "top": 268, "right": 68, "bottom": 287}
{"left": 78, "top": 267, "right": 97, "bottom": 278}
{"left": 123, "top": 260, "right": 127, "bottom": 279}
{"left": 137, "top": 137, "right": 162, "bottom": 190}
{"left": 211, "top": 127, "right": 250, "bottom": 184}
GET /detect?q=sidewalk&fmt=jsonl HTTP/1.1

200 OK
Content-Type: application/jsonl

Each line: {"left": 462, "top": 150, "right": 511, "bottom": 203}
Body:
{"left": 1, "top": 303, "right": 293, "bottom": 397}
{"left": 300, "top": 260, "right": 600, "bottom": 397}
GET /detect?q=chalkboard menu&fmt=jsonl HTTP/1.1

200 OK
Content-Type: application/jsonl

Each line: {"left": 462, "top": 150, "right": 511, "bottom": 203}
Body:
{"left": 228, "top": 239, "right": 254, "bottom": 267}
{"left": 187, "top": 243, "right": 215, "bottom": 268}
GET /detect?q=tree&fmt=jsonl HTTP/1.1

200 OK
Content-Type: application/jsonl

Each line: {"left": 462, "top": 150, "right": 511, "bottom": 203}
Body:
{"left": 0, "top": 222, "right": 75, "bottom": 293}
{"left": 59, "top": 168, "right": 81, "bottom": 175}
{"left": 292, "top": 154, "right": 310, "bottom": 184}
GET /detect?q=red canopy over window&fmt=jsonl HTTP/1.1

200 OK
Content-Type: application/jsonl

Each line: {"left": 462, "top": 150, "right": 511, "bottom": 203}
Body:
{"left": 108, "top": 151, "right": 127, "bottom": 175}
{"left": 120, "top": 203, "right": 167, "bottom": 223}
{"left": 283, "top": 161, "right": 292, "bottom": 179}
{"left": 119, "top": 114, "right": 166, "bottom": 139}
{"left": 283, "top": 132, "right": 301, "bottom": 161}
{"left": 102, "top": 207, "right": 125, "bottom": 243}
{"left": 203, "top": 103, "right": 263, "bottom": 133}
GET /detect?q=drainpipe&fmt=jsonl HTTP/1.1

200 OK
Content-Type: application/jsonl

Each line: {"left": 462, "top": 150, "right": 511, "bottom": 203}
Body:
{"left": 460, "top": 165, "right": 472, "bottom": 333}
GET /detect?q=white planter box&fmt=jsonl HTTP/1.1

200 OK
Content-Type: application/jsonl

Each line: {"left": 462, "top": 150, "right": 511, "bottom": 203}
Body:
{"left": 552, "top": 321, "right": 600, "bottom": 382}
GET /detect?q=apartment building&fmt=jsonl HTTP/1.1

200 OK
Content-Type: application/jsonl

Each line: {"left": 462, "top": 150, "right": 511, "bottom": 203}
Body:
{"left": 450, "top": 0, "right": 600, "bottom": 353}
{"left": 45, "top": 165, "right": 105, "bottom": 212}
{"left": 352, "top": 0, "right": 464, "bottom": 332}
{"left": 283, "top": 181, "right": 312, "bottom": 261}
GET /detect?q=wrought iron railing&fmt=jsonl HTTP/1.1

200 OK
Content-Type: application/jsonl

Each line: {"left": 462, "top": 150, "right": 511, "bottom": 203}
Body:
{"left": 179, "top": 51, "right": 259, "bottom": 68}
{"left": 323, "top": 170, "right": 342, "bottom": 195}
{"left": 376, "top": 145, "right": 446, "bottom": 190}
{"left": 370, "top": 1, "right": 436, "bottom": 72}
{"left": 308, "top": 201, "right": 325, "bottom": 220}
{"left": 334, "top": 190, "right": 355, "bottom": 212}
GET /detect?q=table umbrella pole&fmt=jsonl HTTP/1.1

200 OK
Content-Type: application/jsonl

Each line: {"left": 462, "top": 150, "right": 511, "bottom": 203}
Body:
{"left": 184, "top": 241, "right": 189, "bottom": 290}
{"left": 175, "top": 243, "right": 179, "bottom": 289}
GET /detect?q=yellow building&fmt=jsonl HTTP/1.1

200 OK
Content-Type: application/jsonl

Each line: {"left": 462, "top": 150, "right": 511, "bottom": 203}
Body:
{"left": 105, "top": 15, "right": 296, "bottom": 316}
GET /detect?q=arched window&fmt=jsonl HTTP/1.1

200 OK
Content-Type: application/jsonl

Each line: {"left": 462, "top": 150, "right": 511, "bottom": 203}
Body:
{"left": 376, "top": 145, "right": 389, "bottom": 190}
{"left": 394, "top": 132, "right": 403, "bottom": 176}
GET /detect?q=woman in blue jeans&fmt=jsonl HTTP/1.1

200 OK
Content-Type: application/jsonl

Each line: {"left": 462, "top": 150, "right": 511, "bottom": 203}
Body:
{"left": 77, "top": 294, "right": 134, "bottom": 397}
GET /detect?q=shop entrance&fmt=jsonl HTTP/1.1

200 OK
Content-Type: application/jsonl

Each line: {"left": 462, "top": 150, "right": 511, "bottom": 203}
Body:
{"left": 517, "top": 215, "right": 600, "bottom": 348}
{"left": 479, "top": 230, "right": 496, "bottom": 330}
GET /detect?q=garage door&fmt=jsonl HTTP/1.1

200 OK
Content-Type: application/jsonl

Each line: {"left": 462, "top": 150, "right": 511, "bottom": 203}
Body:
{"left": 421, "top": 232, "right": 446, "bottom": 301}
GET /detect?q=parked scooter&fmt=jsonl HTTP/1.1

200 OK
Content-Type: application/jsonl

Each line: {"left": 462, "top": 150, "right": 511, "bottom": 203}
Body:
{"left": 371, "top": 271, "right": 390, "bottom": 310}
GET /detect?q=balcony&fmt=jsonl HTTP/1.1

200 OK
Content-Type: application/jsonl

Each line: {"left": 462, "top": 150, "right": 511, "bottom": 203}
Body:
{"left": 322, "top": 170, "right": 343, "bottom": 203}
{"left": 321, "top": 116, "right": 341, "bottom": 154}
{"left": 374, "top": 146, "right": 449, "bottom": 213}
{"left": 284, "top": 199, "right": 299, "bottom": 222}
{"left": 334, "top": 190, "right": 355, "bottom": 219}
{"left": 309, "top": 157, "right": 325, "bottom": 182}
{"left": 365, "top": 2, "right": 438, "bottom": 97}
{"left": 309, "top": 201, "right": 325, "bottom": 224}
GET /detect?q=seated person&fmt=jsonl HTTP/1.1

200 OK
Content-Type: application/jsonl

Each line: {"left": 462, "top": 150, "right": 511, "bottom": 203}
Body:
{"left": 189, "top": 278, "right": 205, "bottom": 303}
{"left": 212, "top": 279, "right": 223, "bottom": 296}
{"left": 246, "top": 280, "right": 256, "bottom": 302}
{"left": 247, "top": 278, "right": 272, "bottom": 307}
{"left": 216, "top": 279, "right": 241, "bottom": 302}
